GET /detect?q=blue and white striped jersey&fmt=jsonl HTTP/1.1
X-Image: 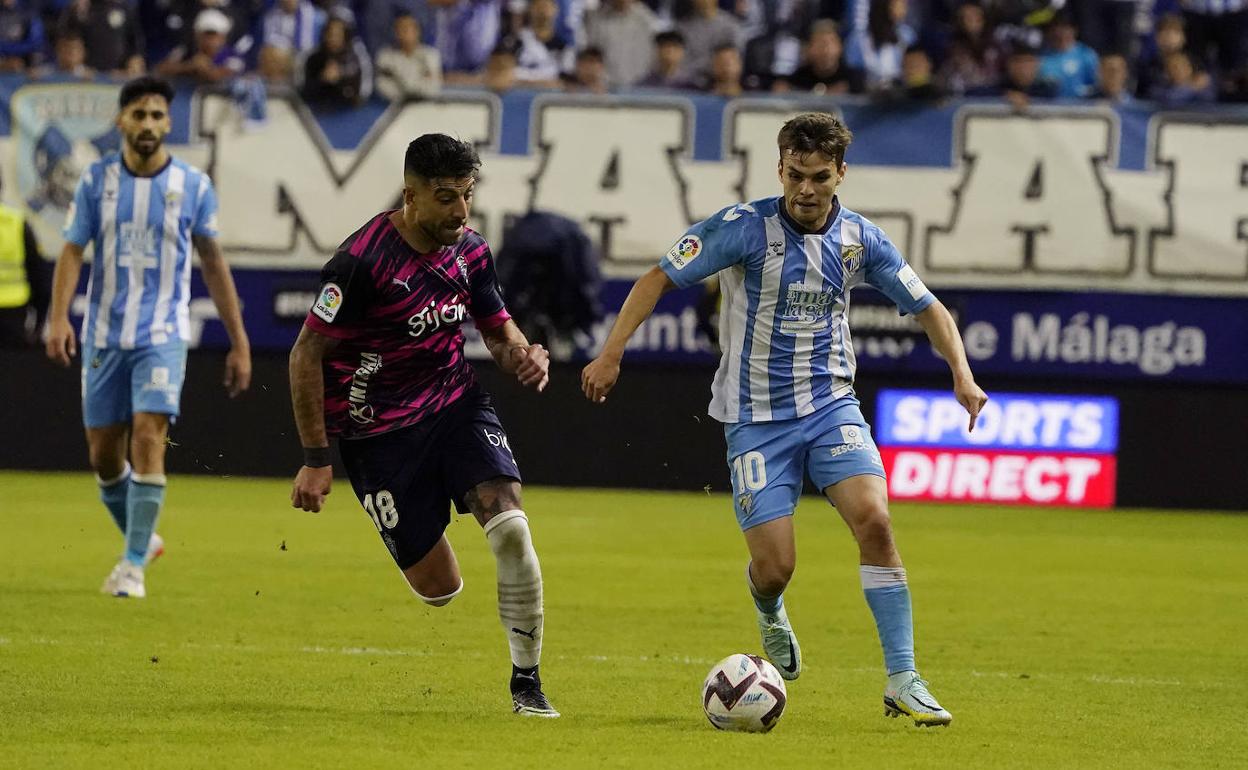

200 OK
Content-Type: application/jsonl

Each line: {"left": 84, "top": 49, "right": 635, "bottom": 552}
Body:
{"left": 659, "top": 196, "right": 935, "bottom": 424}
{"left": 64, "top": 152, "right": 219, "bottom": 350}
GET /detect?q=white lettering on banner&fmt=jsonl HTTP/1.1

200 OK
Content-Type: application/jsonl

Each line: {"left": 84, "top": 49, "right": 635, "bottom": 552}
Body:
{"left": 889, "top": 451, "right": 1105, "bottom": 504}
{"left": 1151, "top": 120, "right": 1248, "bottom": 279}
{"left": 928, "top": 110, "right": 1132, "bottom": 275}
{"left": 889, "top": 395, "right": 1106, "bottom": 449}
{"left": 18, "top": 90, "right": 1246, "bottom": 297}
{"left": 1012, "top": 313, "right": 1207, "bottom": 375}
{"left": 199, "top": 94, "right": 496, "bottom": 253}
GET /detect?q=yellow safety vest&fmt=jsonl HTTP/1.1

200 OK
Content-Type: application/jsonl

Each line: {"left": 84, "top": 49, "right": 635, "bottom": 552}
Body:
{"left": 0, "top": 204, "right": 28, "bottom": 308}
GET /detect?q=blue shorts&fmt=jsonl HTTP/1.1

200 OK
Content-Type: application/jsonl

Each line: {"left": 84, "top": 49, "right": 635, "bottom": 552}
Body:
{"left": 725, "top": 396, "right": 886, "bottom": 531}
{"left": 81, "top": 340, "right": 188, "bottom": 429}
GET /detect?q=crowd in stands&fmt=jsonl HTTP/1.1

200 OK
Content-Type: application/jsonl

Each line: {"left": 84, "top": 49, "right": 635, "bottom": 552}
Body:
{"left": 1, "top": 0, "right": 1247, "bottom": 107}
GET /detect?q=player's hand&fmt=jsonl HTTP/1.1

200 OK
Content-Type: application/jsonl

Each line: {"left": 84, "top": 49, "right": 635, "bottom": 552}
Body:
{"left": 45, "top": 317, "right": 77, "bottom": 366}
{"left": 955, "top": 379, "right": 988, "bottom": 432}
{"left": 224, "top": 346, "right": 252, "bottom": 398}
{"left": 513, "top": 344, "right": 550, "bottom": 392}
{"left": 291, "top": 465, "right": 333, "bottom": 513}
{"left": 581, "top": 356, "right": 620, "bottom": 404}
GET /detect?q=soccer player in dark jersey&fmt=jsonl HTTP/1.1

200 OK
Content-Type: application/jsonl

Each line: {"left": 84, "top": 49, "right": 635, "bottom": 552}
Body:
{"left": 288, "top": 134, "right": 558, "bottom": 718}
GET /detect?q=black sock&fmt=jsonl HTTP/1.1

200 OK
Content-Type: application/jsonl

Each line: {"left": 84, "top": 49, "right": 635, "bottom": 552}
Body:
{"left": 510, "top": 664, "right": 540, "bottom": 694}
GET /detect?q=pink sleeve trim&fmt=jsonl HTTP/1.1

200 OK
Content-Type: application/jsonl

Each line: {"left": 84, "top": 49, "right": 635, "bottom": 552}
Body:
{"left": 304, "top": 316, "right": 354, "bottom": 339}
{"left": 474, "top": 308, "right": 511, "bottom": 331}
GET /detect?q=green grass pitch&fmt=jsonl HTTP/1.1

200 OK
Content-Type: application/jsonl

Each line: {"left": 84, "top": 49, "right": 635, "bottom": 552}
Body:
{"left": 1, "top": 471, "right": 1245, "bottom": 768}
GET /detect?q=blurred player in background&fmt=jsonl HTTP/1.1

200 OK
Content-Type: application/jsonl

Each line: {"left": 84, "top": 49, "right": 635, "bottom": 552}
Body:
{"left": 288, "top": 134, "right": 558, "bottom": 718}
{"left": 45, "top": 76, "right": 252, "bottom": 599}
{"left": 582, "top": 112, "right": 987, "bottom": 727}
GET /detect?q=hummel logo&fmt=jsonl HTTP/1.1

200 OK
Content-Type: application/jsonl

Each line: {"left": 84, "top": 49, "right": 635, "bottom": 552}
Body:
{"left": 391, "top": 276, "right": 411, "bottom": 291}
{"left": 511, "top": 626, "right": 537, "bottom": 640}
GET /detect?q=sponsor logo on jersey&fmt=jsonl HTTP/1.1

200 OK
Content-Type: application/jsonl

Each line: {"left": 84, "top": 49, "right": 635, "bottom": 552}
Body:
{"left": 780, "top": 282, "right": 832, "bottom": 333}
{"left": 896, "top": 264, "right": 928, "bottom": 301}
{"left": 667, "top": 234, "right": 702, "bottom": 270}
{"left": 408, "top": 300, "right": 467, "bottom": 339}
{"left": 347, "top": 351, "right": 381, "bottom": 424}
{"left": 312, "top": 282, "right": 342, "bottom": 323}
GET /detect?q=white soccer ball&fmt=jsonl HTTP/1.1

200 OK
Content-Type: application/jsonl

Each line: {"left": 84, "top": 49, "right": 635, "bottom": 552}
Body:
{"left": 701, "top": 653, "right": 787, "bottom": 732}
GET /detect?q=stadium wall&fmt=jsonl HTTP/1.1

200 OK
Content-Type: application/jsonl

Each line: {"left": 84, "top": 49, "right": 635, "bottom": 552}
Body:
{"left": 6, "top": 349, "right": 1246, "bottom": 511}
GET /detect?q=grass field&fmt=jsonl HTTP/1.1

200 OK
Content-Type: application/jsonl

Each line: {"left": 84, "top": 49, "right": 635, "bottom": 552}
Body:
{"left": 1, "top": 471, "right": 1245, "bottom": 768}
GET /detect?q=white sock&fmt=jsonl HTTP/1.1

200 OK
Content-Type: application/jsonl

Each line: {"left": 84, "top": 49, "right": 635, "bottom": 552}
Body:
{"left": 484, "top": 510, "right": 543, "bottom": 669}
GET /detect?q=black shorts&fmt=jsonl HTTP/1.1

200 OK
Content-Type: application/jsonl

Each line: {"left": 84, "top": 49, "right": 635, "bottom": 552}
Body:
{"left": 337, "top": 389, "right": 521, "bottom": 569}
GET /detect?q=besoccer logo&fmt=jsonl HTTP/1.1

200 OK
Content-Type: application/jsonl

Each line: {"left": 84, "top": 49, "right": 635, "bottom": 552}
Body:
{"left": 667, "top": 234, "right": 703, "bottom": 270}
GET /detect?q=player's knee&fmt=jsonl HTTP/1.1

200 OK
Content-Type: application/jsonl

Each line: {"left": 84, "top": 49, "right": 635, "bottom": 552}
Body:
{"left": 484, "top": 509, "right": 531, "bottom": 556}
{"left": 855, "top": 505, "right": 895, "bottom": 550}
{"left": 752, "top": 557, "right": 795, "bottom": 595}
{"left": 412, "top": 578, "right": 463, "bottom": 607}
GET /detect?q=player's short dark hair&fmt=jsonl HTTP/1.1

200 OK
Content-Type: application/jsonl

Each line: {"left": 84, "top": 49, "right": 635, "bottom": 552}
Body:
{"left": 119, "top": 77, "right": 175, "bottom": 110}
{"left": 578, "top": 46, "right": 604, "bottom": 62}
{"left": 404, "top": 134, "right": 481, "bottom": 182}
{"left": 777, "top": 112, "right": 853, "bottom": 167}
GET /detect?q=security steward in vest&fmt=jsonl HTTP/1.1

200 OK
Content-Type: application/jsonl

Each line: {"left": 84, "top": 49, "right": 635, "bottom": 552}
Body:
{"left": 0, "top": 201, "right": 48, "bottom": 347}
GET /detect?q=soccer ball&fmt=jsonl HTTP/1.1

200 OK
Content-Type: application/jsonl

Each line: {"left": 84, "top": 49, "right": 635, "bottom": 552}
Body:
{"left": 701, "top": 653, "right": 787, "bottom": 732}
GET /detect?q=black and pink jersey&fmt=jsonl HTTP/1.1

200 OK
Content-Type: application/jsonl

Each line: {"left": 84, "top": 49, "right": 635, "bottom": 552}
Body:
{"left": 305, "top": 211, "right": 511, "bottom": 439}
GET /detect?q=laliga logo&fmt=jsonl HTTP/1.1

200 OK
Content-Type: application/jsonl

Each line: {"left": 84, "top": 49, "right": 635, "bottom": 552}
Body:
{"left": 322, "top": 285, "right": 341, "bottom": 309}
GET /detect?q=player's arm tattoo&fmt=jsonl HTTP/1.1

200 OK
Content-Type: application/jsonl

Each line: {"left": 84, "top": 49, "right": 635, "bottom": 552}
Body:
{"left": 289, "top": 325, "right": 339, "bottom": 450}
{"left": 480, "top": 319, "right": 531, "bottom": 374}
{"left": 464, "top": 478, "right": 523, "bottom": 519}
{"left": 195, "top": 235, "right": 250, "bottom": 352}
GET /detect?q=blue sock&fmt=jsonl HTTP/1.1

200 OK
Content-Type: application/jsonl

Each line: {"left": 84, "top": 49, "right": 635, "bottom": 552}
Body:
{"left": 746, "top": 562, "right": 784, "bottom": 615}
{"left": 125, "top": 474, "right": 166, "bottom": 566}
{"left": 861, "top": 566, "right": 916, "bottom": 675}
{"left": 97, "top": 464, "right": 131, "bottom": 533}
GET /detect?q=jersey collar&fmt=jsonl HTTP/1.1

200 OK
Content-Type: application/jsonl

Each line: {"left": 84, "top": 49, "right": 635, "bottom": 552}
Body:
{"left": 120, "top": 154, "right": 173, "bottom": 179}
{"left": 778, "top": 195, "right": 842, "bottom": 236}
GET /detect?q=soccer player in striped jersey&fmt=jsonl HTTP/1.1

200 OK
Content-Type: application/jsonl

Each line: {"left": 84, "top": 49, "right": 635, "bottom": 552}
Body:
{"left": 582, "top": 112, "right": 987, "bottom": 727}
{"left": 288, "top": 134, "right": 558, "bottom": 717}
{"left": 45, "top": 77, "right": 252, "bottom": 599}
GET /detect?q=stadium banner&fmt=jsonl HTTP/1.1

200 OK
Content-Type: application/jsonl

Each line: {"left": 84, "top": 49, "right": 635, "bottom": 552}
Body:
{"left": 7, "top": 78, "right": 1247, "bottom": 379}
{"left": 874, "top": 389, "right": 1119, "bottom": 507}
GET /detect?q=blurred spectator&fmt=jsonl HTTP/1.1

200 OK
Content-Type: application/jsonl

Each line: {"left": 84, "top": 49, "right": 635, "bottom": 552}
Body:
{"left": 584, "top": 0, "right": 659, "bottom": 88}
{"left": 0, "top": 0, "right": 45, "bottom": 72}
{"left": 846, "top": 0, "right": 916, "bottom": 91}
{"left": 638, "top": 29, "right": 699, "bottom": 87}
{"left": 896, "top": 43, "right": 945, "bottom": 100}
{"left": 1038, "top": 13, "right": 1098, "bottom": 97}
{"left": 1136, "top": 13, "right": 1187, "bottom": 98}
{"left": 676, "top": 0, "right": 743, "bottom": 81}
{"left": 429, "top": 0, "right": 504, "bottom": 75}
{"left": 939, "top": 1, "right": 1002, "bottom": 96}
{"left": 508, "top": 0, "right": 574, "bottom": 86}
{"left": 32, "top": 28, "right": 92, "bottom": 78}
{"left": 562, "top": 45, "right": 608, "bottom": 92}
{"left": 1090, "top": 51, "right": 1133, "bottom": 103}
{"left": 362, "top": 0, "right": 421, "bottom": 56}
{"left": 970, "top": 42, "right": 1058, "bottom": 107}
{"left": 256, "top": 42, "right": 294, "bottom": 86}
{"left": 59, "top": 0, "right": 144, "bottom": 76}
{"left": 777, "top": 19, "right": 862, "bottom": 94}
{"left": 263, "top": 0, "right": 325, "bottom": 53}
{"left": 706, "top": 41, "right": 744, "bottom": 95}
{"left": 1149, "top": 49, "right": 1215, "bottom": 104}
{"left": 1180, "top": 0, "right": 1248, "bottom": 95}
{"left": 375, "top": 13, "right": 440, "bottom": 99}
{"left": 157, "top": 8, "right": 245, "bottom": 83}
{"left": 483, "top": 46, "right": 517, "bottom": 92}
{"left": 740, "top": 0, "right": 847, "bottom": 89}
{"left": 300, "top": 15, "right": 367, "bottom": 107}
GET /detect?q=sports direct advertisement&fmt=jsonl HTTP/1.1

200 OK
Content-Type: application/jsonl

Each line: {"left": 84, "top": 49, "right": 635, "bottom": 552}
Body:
{"left": 874, "top": 390, "right": 1119, "bottom": 508}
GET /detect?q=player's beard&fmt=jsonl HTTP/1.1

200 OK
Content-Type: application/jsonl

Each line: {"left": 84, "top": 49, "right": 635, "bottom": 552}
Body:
{"left": 421, "top": 218, "right": 464, "bottom": 247}
{"left": 128, "top": 132, "right": 163, "bottom": 160}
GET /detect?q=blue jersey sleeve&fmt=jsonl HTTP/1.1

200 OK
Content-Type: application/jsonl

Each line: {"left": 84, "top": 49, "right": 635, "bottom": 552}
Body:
{"left": 192, "top": 175, "right": 220, "bottom": 238}
{"left": 62, "top": 171, "right": 96, "bottom": 247}
{"left": 863, "top": 228, "right": 936, "bottom": 316}
{"left": 658, "top": 204, "right": 752, "bottom": 288}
